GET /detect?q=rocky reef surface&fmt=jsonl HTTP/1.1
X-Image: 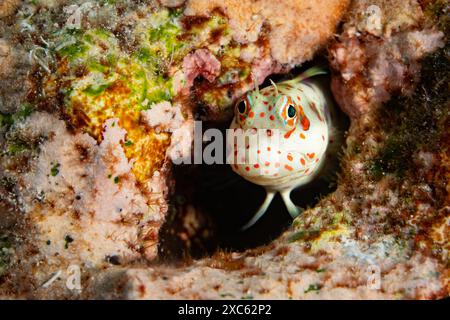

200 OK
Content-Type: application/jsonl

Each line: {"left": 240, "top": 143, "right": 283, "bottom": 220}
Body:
{"left": 0, "top": 0, "right": 448, "bottom": 299}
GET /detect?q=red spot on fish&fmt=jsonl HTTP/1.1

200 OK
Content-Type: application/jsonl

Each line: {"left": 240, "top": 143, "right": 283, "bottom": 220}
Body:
{"left": 248, "top": 111, "right": 254, "bottom": 118}
{"left": 260, "top": 112, "right": 265, "bottom": 118}
{"left": 254, "top": 164, "right": 260, "bottom": 169}
{"left": 301, "top": 115, "right": 310, "bottom": 131}
{"left": 245, "top": 166, "right": 250, "bottom": 172}
{"left": 285, "top": 164, "right": 293, "bottom": 171}
{"left": 297, "top": 105, "right": 310, "bottom": 131}
{"left": 300, "top": 133, "right": 306, "bottom": 139}
{"left": 268, "top": 105, "right": 273, "bottom": 111}
{"left": 269, "top": 115, "right": 275, "bottom": 121}
{"left": 267, "top": 129, "right": 273, "bottom": 136}
{"left": 307, "top": 153, "right": 315, "bottom": 159}
{"left": 265, "top": 162, "right": 270, "bottom": 167}
{"left": 287, "top": 154, "right": 293, "bottom": 161}
{"left": 284, "top": 127, "right": 295, "bottom": 139}
{"left": 300, "top": 158, "right": 306, "bottom": 165}
{"left": 288, "top": 118, "right": 296, "bottom": 127}
{"left": 267, "top": 147, "right": 271, "bottom": 151}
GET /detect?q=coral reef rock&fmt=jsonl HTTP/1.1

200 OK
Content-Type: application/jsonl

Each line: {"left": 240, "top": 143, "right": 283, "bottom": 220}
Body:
{"left": 0, "top": 0, "right": 448, "bottom": 300}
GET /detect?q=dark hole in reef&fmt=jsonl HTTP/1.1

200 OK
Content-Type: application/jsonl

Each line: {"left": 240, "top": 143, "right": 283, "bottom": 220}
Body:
{"left": 159, "top": 59, "right": 350, "bottom": 262}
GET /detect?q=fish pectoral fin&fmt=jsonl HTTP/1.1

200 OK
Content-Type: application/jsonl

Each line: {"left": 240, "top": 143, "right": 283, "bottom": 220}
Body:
{"left": 241, "top": 191, "right": 276, "bottom": 231}
{"left": 280, "top": 189, "right": 301, "bottom": 218}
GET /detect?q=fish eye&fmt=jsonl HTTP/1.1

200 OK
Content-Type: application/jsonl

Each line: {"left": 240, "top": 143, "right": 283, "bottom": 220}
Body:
{"left": 237, "top": 100, "right": 247, "bottom": 114}
{"left": 287, "top": 105, "right": 296, "bottom": 118}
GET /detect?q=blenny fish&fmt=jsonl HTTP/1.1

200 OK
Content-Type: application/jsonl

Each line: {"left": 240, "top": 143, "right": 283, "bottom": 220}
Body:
{"left": 230, "top": 67, "right": 336, "bottom": 230}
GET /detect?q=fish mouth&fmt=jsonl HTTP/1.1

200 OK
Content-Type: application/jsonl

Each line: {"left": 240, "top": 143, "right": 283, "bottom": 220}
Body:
{"left": 232, "top": 152, "right": 325, "bottom": 191}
